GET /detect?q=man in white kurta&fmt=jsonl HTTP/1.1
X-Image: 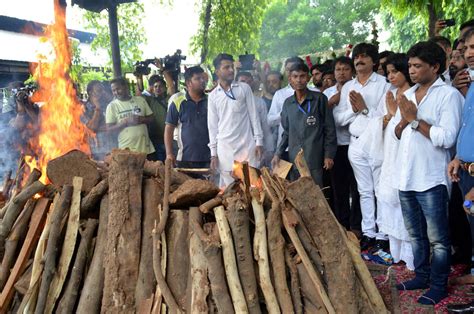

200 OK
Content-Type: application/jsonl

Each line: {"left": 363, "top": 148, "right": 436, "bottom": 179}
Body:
{"left": 208, "top": 53, "right": 263, "bottom": 187}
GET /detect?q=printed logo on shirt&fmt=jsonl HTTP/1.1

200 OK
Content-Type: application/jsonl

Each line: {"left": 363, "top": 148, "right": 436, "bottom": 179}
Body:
{"left": 117, "top": 106, "right": 142, "bottom": 120}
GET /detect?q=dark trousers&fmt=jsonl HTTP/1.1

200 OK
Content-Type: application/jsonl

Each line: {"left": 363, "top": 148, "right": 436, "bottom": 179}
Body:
{"left": 330, "top": 145, "right": 361, "bottom": 231}
{"left": 449, "top": 181, "right": 472, "bottom": 265}
{"left": 399, "top": 185, "right": 451, "bottom": 292}
{"left": 458, "top": 168, "right": 474, "bottom": 270}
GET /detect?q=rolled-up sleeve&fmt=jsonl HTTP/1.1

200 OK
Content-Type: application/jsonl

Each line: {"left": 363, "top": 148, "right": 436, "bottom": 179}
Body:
{"left": 429, "top": 91, "right": 463, "bottom": 149}
{"left": 244, "top": 85, "right": 263, "bottom": 146}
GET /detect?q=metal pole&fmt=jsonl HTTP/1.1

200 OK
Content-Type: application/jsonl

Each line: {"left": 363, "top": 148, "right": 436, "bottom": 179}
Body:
{"left": 108, "top": 4, "right": 122, "bottom": 78}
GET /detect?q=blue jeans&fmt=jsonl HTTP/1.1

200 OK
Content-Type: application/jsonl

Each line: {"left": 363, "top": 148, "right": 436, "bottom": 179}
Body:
{"left": 458, "top": 168, "right": 474, "bottom": 265}
{"left": 399, "top": 184, "right": 451, "bottom": 292}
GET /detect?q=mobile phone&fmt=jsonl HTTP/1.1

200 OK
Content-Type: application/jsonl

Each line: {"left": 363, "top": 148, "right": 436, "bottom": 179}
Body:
{"left": 444, "top": 18, "right": 455, "bottom": 27}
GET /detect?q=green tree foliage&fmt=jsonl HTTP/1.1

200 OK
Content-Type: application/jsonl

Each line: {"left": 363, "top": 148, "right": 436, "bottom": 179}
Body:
{"left": 81, "top": 2, "right": 147, "bottom": 72}
{"left": 381, "top": 0, "right": 474, "bottom": 51}
{"left": 258, "top": 0, "right": 379, "bottom": 61}
{"left": 191, "top": 0, "right": 271, "bottom": 65}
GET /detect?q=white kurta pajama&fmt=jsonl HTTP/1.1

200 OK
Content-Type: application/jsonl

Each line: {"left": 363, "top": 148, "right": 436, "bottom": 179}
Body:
{"left": 208, "top": 82, "right": 263, "bottom": 187}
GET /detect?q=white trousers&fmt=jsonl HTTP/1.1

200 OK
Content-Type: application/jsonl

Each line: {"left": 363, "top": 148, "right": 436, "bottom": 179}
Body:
{"left": 348, "top": 144, "right": 387, "bottom": 240}
{"left": 389, "top": 236, "right": 414, "bottom": 270}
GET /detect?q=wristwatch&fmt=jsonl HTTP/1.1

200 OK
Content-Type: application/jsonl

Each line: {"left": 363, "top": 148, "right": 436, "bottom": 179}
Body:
{"left": 361, "top": 108, "right": 369, "bottom": 115}
{"left": 410, "top": 119, "right": 420, "bottom": 130}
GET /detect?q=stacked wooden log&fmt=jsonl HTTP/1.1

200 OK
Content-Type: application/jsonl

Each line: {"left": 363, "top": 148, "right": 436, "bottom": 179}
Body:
{"left": 0, "top": 149, "right": 389, "bottom": 313}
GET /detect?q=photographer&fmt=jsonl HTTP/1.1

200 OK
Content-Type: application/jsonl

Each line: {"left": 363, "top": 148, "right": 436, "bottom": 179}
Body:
{"left": 11, "top": 86, "right": 40, "bottom": 156}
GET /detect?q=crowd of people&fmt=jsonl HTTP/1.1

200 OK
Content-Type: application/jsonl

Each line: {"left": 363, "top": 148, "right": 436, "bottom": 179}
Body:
{"left": 1, "top": 17, "right": 473, "bottom": 309}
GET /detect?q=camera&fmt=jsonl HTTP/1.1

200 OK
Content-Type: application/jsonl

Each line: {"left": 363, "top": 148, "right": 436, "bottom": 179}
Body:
{"left": 159, "top": 49, "right": 186, "bottom": 73}
{"left": 444, "top": 18, "right": 455, "bottom": 27}
{"left": 239, "top": 54, "right": 255, "bottom": 71}
{"left": 14, "top": 84, "right": 36, "bottom": 103}
{"left": 134, "top": 59, "right": 155, "bottom": 76}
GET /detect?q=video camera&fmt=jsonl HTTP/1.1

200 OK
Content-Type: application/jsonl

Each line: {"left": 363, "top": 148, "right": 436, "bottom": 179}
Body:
{"left": 13, "top": 84, "right": 37, "bottom": 103}
{"left": 159, "top": 49, "right": 186, "bottom": 73}
{"left": 134, "top": 59, "right": 155, "bottom": 76}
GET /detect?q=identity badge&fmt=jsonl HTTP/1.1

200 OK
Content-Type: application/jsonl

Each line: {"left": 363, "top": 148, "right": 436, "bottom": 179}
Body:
{"left": 306, "top": 115, "right": 316, "bottom": 126}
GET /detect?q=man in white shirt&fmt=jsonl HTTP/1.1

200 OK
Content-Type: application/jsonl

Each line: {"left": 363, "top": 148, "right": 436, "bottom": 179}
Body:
{"left": 208, "top": 53, "right": 263, "bottom": 187}
{"left": 335, "top": 43, "right": 391, "bottom": 252}
{"left": 393, "top": 41, "right": 463, "bottom": 305}
{"left": 323, "top": 56, "right": 361, "bottom": 233}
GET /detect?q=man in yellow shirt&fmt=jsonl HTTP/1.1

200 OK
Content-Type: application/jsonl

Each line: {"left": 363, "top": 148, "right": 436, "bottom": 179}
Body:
{"left": 106, "top": 77, "right": 155, "bottom": 155}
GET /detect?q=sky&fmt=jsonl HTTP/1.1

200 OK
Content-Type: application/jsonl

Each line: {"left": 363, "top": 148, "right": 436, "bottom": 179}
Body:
{"left": 0, "top": 0, "right": 201, "bottom": 62}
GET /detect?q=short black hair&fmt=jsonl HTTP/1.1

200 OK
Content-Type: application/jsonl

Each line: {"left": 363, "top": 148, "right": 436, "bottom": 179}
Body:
{"left": 407, "top": 41, "right": 446, "bottom": 75}
{"left": 110, "top": 77, "right": 129, "bottom": 88}
{"left": 86, "top": 80, "right": 102, "bottom": 96}
{"left": 265, "top": 70, "right": 283, "bottom": 81}
{"left": 289, "top": 63, "right": 309, "bottom": 74}
{"left": 235, "top": 71, "right": 252, "bottom": 81}
{"left": 148, "top": 74, "right": 165, "bottom": 86}
{"left": 352, "top": 42, "right": 379, "bottom": 66}
{"left": 322, "top": 70, "right": 334, "bottom": 77}
{"left": 213, "top": 53, "right": 234, "bottom": 70}
{"left": 429, "top": 36, "right": 452, "bottom": 50}
{"left": 383, "top": 53, "right": 413, "bottom": 86}
{"left": 463, "top": 28, "right": 474, "bottom": 43}
{"left": 333, "top": 56, "right": 354, "bottom": 72}
{"left": 284, "top": 56, "right": 304, "bottom": 67}
{"left": 184, "top": 66, "right": 204, "bottom": 83}
{"left": 460, "top": 19, "right": 474, "bottom": 32}
{"left": 379, "top": 50, "right": 394, "bottom": 60}
{"left": 310, "top": 63, "right": 328, "bottom": 74}
{"left": 452, "top": 38, "right": 460, "bottom": 50}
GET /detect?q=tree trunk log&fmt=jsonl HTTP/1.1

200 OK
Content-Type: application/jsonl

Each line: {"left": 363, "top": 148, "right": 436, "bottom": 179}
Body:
{"left": 297, "top": 262, "right": 324, "bottom": 314}
{"left": 214, "top": 205, "right": 248, "bottom": 313}
{"left": 34, "top": 186, "right": 73, "bottom": 314}
{"left": 201, "top": 223, "right": 233, "bottom": 313}
{"left": 102, "top": 150, "right": 146, "bottom": 313}
{"left": 188, "top": 207, "right": 209, "bottom": 314}
{"left": 56, "top": 219, "right": 98, "bottom": 313}
{"left": 136, "top": 179, "right": 162, "bottom": 304}
{"left": 226, "top": 195, "right": 260, "bottom": 314}
{"left": 0, "top": 199, "right": 36, "bottom": 290}
{"left": 285, "top": 249, "right": 302, "bottom": 314}
{"left": 282, "top": 209, "right": 334, "bottom": 313}
{"left": 76, "top": 195, "right": 109, "bottom": 314}
{"left": 165, "top": 210, "right": 190, "bottom": 309}
{"left": 286, "top": 177, "right": 359, "bottom": 313}
{"left": 250, "top": 189, "right": 280, "bottom": 314}
{"left": 80, "top": 178, "right": 108, "bottom": 215}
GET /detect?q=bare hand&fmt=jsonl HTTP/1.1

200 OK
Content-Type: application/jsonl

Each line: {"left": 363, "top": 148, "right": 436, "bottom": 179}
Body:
{"left": 210, "top": 156, "right": 219, "bottom": 170}
{"left": 349, "top": 90, "right": 367, "bottom": 113}
{"left": 323, "top": 158, "right": 334, "bottom": 170}
{"left": 435, "top": 19, "right": 447, "bottom": 35}
{"left": 255, "top": 146, "right": 263, "bottom": 161}
{"left": 452, "top": 70, "right": 471, "bottom": 90}
{"left": 328, "top": 92, "right": 341, "bottom": 109}
{"left": 448, "top": 158, "right": 461, "bottom": 182}
{"left": 386, "top": 92, "right": 397, "bottom": 116}
{"left": 271, "top": 155, "right": 280, "bottom": 170}
{"left": 166, "top": 154, "right": 176, "bottom": 167}
{"left": 398, "top": 95, "right": 417, "bottom": 122}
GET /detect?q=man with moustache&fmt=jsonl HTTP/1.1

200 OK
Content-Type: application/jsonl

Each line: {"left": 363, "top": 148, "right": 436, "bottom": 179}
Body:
{"left": 272, "top": 62, "right": 337, "bottom": 186}
{"left": 393, "top": 41, "right": 463, "bottom": 305}
{"left": 323, "top": 56, "right": 361, "bottom": 233}
{"left": 310, "top": 64, "right": 326, "bottom": 90}
{"left": 335, "top": 43, "right": 391, "bottom": 251}
{"left": 208, "top": 53, "right": 263, "bottom": 187}
{"left": 164, "top": 66, "right": 210, "bottom": 169}
{"left": 262, "top": 70, "right": 283, "bottom": 111}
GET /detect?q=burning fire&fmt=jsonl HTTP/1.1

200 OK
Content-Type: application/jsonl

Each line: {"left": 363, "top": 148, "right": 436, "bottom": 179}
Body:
{"left": 25, "top": 0, "right": 90, "bottom": 182}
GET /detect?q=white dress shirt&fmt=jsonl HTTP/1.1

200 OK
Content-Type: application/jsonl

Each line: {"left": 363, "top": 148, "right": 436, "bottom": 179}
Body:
{"left": 324, "top": 84, "right": 351, "bottom": 145}
{"left": 335, "top": 72, "right": 391, "bottom": 143}
{"left": 267, "top": 84, "right": 319, "bottom": 147}
{"left": 255, "top": 96, "right": 275, "bottom": 154}
{"left": 208, "top": 82, "right": 263, "bottom": 172}
{"left": 392, "top": 77, "right": 464, "bottom": 192}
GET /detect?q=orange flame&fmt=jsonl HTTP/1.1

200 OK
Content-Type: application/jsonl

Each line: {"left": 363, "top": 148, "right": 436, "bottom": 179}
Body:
{"left": 25, "top": 0, "right": 90, "bottom": 183}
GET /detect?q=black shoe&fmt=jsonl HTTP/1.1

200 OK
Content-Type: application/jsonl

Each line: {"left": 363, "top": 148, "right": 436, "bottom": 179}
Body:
{"left": 369, "top": 239, "right": 390, "bottom": 254}
{"left": 446, "top": 301, "right": 474, "bottom": 313}
{"left": 360, "top": 235, "right": 375, "bottom": 251}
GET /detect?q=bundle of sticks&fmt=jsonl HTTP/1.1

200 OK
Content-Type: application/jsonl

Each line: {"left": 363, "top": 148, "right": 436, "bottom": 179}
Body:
{"left": 0, "top": 148, "right": 390, "bottom": 313}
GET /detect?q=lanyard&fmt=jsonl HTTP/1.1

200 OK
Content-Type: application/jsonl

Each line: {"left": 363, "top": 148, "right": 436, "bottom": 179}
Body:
{"left": 224, "top": 87, "right": 236, "bottom": 100}
{"left": 298, "top": 100, "right": 311, "bottom": 115}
